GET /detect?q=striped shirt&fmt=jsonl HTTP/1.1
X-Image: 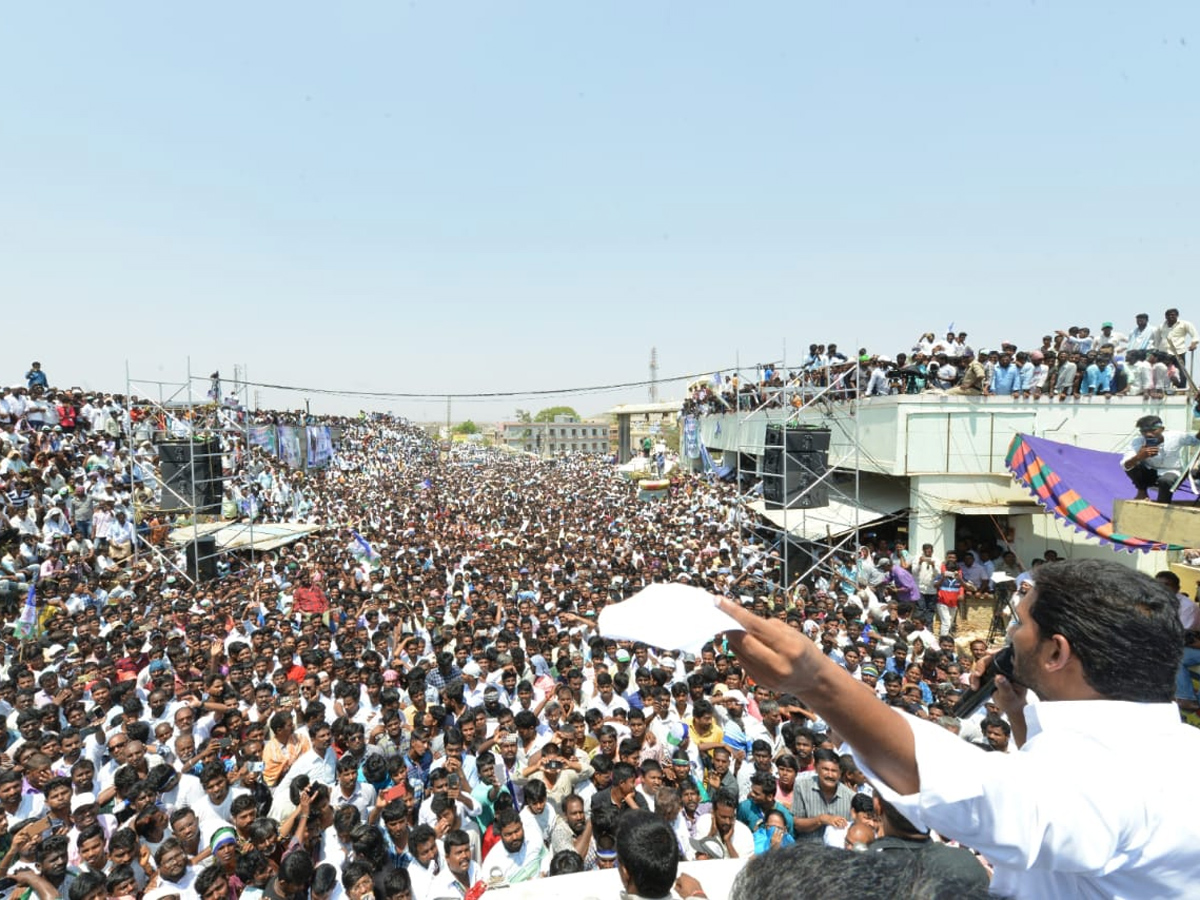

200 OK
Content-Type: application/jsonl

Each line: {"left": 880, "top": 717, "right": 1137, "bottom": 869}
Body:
{"left": 790, "top": 773, "right": 856, "bottom": 843}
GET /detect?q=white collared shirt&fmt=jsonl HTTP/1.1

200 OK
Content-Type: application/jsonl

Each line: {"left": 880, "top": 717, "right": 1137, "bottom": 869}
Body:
{"left": 859, "top": 700, "right": 1200, "bottom": 899}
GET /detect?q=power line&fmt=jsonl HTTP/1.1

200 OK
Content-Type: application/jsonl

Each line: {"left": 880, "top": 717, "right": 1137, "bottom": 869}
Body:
{"left": 188, "top": 368, "right": 721, "bottom": 402}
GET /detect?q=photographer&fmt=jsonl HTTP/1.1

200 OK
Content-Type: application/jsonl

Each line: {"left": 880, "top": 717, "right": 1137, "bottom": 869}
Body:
{"left": 1121, "top": 414, "right": 1200, "bottom": 503}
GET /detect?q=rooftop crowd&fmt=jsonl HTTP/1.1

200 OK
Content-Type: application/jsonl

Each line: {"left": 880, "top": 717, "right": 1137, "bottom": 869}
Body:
{"left": 1, "top": 360, "right": 1192, "bottom": 899}
{"left": 682, "top": 309, "right": 1200, "bottom": 415}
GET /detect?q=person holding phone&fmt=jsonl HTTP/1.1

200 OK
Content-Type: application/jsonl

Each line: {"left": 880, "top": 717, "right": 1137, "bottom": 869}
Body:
{"left": 1121, "top": 414, "right": 1200, "bottom": 503}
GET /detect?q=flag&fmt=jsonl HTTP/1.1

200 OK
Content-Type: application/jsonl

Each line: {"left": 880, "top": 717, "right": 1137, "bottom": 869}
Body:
{"left": 711, "top": 372, "right": 722, "bottom": 388}
{"left": 351, "top": 530, "right": 377, "bottom": 559}
{"left": 421, "top": 478, "right": 433, "bottom": 490}
{"left": 14, "top": 586, "right": 37, "bottom": 641}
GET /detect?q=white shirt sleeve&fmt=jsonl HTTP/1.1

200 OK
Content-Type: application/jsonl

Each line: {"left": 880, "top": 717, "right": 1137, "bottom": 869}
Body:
{"left": 853, "top": 712, "right": 1128, "bottom": 875}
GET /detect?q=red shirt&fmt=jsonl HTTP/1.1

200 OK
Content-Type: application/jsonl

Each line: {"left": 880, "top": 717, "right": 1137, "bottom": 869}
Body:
{"left": 292, "top": 585, "right": 329, "bottom": 615}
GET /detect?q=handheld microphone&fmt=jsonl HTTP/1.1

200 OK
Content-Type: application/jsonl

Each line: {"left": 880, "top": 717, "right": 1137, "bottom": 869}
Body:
{"left": 952, "top": 645, "right": 1018, "bottom": 719}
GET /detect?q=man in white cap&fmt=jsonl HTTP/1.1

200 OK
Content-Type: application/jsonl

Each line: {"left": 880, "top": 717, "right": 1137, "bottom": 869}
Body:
{"left": 461, "top": 660, "right": 486, "bottom": 707}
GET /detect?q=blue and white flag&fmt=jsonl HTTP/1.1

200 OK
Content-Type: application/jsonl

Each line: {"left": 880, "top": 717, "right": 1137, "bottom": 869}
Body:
{"left": 351, "top": 530, "right": 378, "bottom": 559}
{"left": 14, "top": 586, "right": 37, "bottom": 641}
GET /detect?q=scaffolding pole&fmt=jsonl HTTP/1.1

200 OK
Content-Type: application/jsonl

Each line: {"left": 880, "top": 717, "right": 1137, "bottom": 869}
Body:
{"left": 732, "top": 354, "right": 872, "bottom": 601}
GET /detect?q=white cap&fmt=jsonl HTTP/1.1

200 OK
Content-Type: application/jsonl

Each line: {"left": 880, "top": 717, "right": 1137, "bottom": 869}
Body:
{"left": 71, "top": 792, "right": 97, "bottom": 812}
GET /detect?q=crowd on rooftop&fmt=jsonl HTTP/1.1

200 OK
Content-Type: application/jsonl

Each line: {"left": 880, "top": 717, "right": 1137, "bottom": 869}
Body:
{"left": 682, "top": 309, "right": 1200, "bottom": 415}
{"left": 2, "top": 358, "right": 1198, "bottom": 900}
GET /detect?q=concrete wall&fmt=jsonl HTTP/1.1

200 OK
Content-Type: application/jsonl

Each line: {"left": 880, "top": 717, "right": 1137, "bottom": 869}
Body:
{"left": 698, "top": 395, "right": 1189, "bottom": 570}
{"left": 700, "top": 394, "right": 1190, "bottom": 478}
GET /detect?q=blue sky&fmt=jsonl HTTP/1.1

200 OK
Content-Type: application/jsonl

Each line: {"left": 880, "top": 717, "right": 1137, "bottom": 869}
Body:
{"left": 2, "top": 2, "right": 1197, "bottom": 421}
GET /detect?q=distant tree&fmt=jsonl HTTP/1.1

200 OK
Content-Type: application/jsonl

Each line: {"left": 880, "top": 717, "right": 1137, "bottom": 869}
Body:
{"left": 534, "top": 406, "right": 580, "bottom": 423}
{"left": 452, "top": 420, "right": 479, "bottom": 435}
{"left": 515, "top": 409, "right": 533, "bottom": 423}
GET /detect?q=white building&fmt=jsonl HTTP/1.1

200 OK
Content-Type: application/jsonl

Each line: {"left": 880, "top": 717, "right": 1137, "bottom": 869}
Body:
{"left": 498, "top": 415, "right": 610, "bottom": 456}
{"left": 698, "top": 394, "right": 1192, "bottom": 573}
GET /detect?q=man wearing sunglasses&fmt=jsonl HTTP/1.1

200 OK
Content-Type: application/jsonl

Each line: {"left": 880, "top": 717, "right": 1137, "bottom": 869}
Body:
{"left": 1121, "top": 414, "right": 1200, "bottom": 503}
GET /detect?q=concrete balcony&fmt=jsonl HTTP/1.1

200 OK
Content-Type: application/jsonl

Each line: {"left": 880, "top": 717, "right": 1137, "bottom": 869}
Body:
{"left": 697, "top": 393, "right": 1192, "bottom": 478}
{"left": 697, "top": 393, "right": 1192, "bottom": 572}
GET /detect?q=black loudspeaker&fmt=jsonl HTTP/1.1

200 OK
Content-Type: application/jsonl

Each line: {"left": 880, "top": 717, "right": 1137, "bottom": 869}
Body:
{"left": 186, "top": 535, "right": 218, "bottom": 582}
{"left": 762, "top": 442, "right": 830, "bottom": 510}
{"left": 765, "top": 425, "right": 832, "bottom": 454}
{"left": 158, "top": 440, "right": 223, "bottom": 512}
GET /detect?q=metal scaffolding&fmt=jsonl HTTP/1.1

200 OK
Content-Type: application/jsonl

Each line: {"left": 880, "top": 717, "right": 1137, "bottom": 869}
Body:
{"left": 730, "top": 356, "right": 872, "bottom": 600}
{"left": 124, "top": 358, "right": 254, "bottom": 585}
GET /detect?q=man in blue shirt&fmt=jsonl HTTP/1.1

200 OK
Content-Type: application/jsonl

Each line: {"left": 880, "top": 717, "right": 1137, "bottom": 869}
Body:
{"left": 988, "top": 353, "right": 1022, "bottom": 396}
{"left": 736, "top": 771, "right": 794, "bottom": 833}
{"left": 25, "top": 362, "right": 48, "bottom": 390}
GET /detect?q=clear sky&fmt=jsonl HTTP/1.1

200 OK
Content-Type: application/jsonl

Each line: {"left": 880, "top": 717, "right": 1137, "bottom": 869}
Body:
{"left": 2, "top": 2, "right": 1197, "bottom": 422}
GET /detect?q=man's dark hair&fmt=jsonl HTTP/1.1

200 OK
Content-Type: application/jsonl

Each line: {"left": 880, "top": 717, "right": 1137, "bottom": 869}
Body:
{"left": 749, "top": 770, "right": 777, "bottom": 797}
{"left": 247, "top": 817, "right": 278, "bottom": 843}
{"left": 408, "top": 824, "right": 436, "bottom": 854}
{"left": 1156, "top": 570, "right": 1182, "bottom": 592}
{"left": 1030, "top": 559, "right": 1182, "bottom": 702}
{"left": 851, "top": 793, "right": 876, "bottom": 815}
{"left": 230, "top": 794, "right": 257, "bottom": 817}
{"left": 494, "top": 807, "right": 520, "bottom": 832}
{"left": 812, "top": 748, "right": 840, "bottom": 767}
{"left": 350, "top": 823, "right": 387, "bottom": 866}
{"left": 711, "top": 788, "right": 738, "bottom": 812}
{"left": 106, "top": 865, "right": 136, "bottom": 893}
{"left": 334, "top": 804, "right": 362, "bottom": 838}
{"left": 340, "top": 860, "right": 375, "bottom": 893}
{"left": 981, "top": 714, "right": 1011, "bottom": 737}
{"left": 612, "top": 762, "right": 637, "bottom": 787}
{"left": 107, "top": 828, "right": 138, "bottom": 854}
{"left": 443, "top": 828, "right": 470, "bottom": 853}
{"left": 381, "top": 798, "right": 408, "bottom": 824}
{"left": 615, "top": 811, "right": 679, "bottom": 898}
{"left": 193, "top": 865, "right": 227, "bottom": 897}
{"left": 236, "top": 849, "right": 270, "bottom": 883}
{"left": 153, "top": 837, "right": 184, "bottom": 867}
{"left": 548, "top": 849, "right": 584, "bottom": 876}
{"left": 199, "top": 761, "right": 227, "bottom": 786}
{"left": 731, "top": 843, "right": 991, "bottom": 900}
{"left": 68, "top": 871, "right": 107, "bottom": 900}
{"left": 523, "top": 778, "right": 547, "bottom": 805}
{"left": 278, "top": 848, "right": 315, "bottom": 887}
{"left": 75, "top": 823, "right": 105, "bottom": 850}
{"left": 381, "top": 867, "right": 412, "bottom": 900}
{"left": 312, "top": 864, "right": 339, "bottom": 896}
{"left": 590, "top": 799, "right": 620, "bottom": 840}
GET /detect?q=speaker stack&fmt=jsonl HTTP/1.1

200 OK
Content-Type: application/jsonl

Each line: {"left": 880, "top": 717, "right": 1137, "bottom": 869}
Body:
{"left": 186, "top": 535, "right": 219, "bottom": 582}
{"left": 762, "top": 425, "right": 831, "bottom": 509}
{"left": 157, "top": 439, "right": 223, "bottom": 514}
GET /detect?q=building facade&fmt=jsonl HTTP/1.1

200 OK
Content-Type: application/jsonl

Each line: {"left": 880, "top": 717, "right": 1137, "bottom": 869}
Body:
{"left": 498, "top": 415, "right": 610, "bottom": 456}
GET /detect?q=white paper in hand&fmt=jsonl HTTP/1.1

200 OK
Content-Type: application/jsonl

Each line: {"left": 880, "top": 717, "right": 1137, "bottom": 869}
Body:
{"left": 598, "top": 582, "right": 745, "bottom": 653}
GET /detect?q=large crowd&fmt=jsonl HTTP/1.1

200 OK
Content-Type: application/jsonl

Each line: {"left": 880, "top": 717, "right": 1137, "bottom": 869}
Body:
{"left": 682, "top": 310, "right": 1200, "bottom": 414}
{"left": 2, "top": 357, "right": 1195, "bottom": 900}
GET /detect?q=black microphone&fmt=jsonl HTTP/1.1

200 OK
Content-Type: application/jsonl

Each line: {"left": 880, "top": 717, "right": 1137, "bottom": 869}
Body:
{"left": 952, "top": 645, "right": 1018, "bottom": 719}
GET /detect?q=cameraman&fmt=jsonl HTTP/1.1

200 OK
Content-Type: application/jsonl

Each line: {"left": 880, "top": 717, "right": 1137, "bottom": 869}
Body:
{"left": 1121, "top": 414, "right": 1200, "bottom": 503}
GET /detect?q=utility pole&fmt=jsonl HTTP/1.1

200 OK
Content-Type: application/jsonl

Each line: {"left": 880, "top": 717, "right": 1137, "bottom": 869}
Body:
{"left": 446, "top": 396, "right": 451, "bottom": 438}
{"left": 649, "top": 347, "right": 659, "bottom": 402}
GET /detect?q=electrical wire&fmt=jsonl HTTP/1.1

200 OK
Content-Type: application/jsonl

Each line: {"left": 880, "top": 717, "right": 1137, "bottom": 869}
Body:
{"left": 190, "top": 368, "right": 727, "bottom": 402}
